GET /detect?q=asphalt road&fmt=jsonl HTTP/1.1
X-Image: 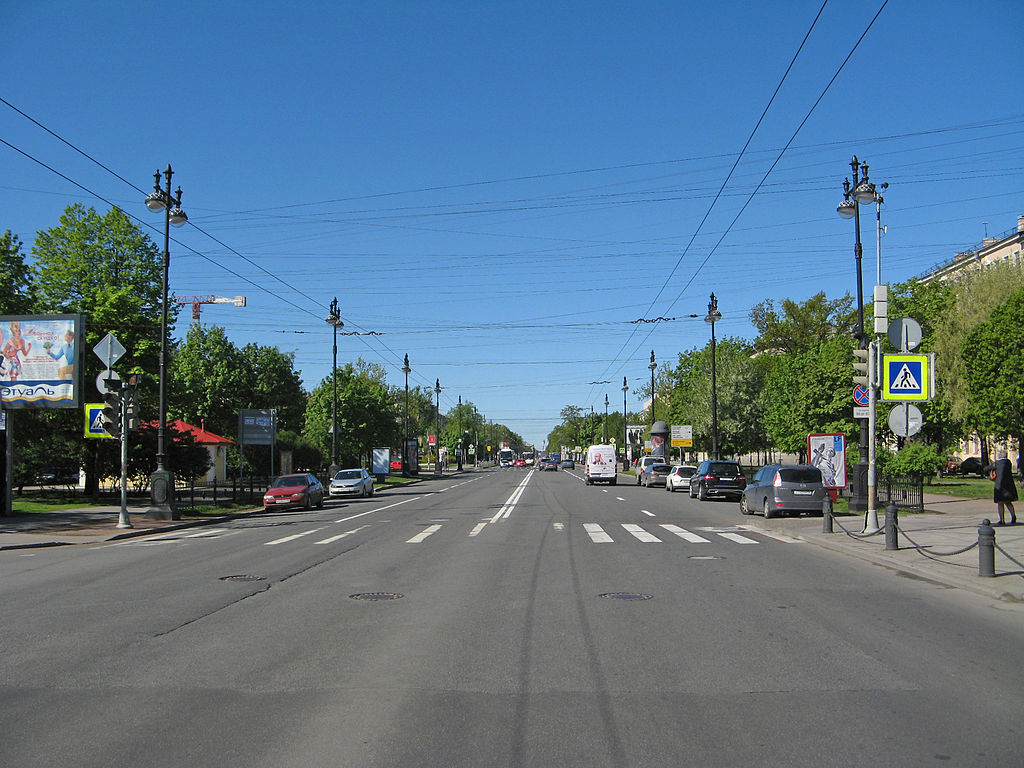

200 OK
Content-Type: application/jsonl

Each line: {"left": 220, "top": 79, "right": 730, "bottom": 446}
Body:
{"left": 1, "top": 468, "right": 1021, "bottom": 767}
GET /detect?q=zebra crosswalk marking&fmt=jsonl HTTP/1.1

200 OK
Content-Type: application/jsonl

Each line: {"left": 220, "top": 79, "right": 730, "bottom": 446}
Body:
{"left": 659, "top": 524, "right": 711, "bottom": 543}
{"left": 622, "top": 523, "right": 661, "bottom": 542}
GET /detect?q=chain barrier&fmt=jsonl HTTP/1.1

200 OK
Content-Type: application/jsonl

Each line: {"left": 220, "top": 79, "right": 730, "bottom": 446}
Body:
{"left": 994, "top": 543, "right": 1024, "bottom": 577}
{"left": 894, "top": 521, "right": 978, "bottom": 569}
{"left": 829, "top": 513, "right": 884, "bottom": 540}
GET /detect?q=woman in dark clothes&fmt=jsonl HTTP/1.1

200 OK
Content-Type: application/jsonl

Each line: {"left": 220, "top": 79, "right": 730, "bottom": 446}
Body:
{"left": 983, "top": 453, "right": 1018, "bottom": 526}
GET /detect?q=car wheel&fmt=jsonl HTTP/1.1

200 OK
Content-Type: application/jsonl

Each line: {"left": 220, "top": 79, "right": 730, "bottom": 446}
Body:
{"left": 304, "top": 493, "right": 312, "bottom": 511}
{"left": 689, "top": 484, "right": 696, "bottom": 498}
{"left": 763, "top": 497, "right": 777, "bottom": 519}
{"left": 666, "top": 481, "right": 673, "bottom": 492}
{"left": 610, "top": 477, "right": 616, "bottom": 486}
{"left": 740, "top": 496, "right": 751, "bottom": 515}
{"left": 368, "top": 484, "right": 374, "bottom": 497}
{"left": 697, "top": 483, "right": 707, "bottom": 501}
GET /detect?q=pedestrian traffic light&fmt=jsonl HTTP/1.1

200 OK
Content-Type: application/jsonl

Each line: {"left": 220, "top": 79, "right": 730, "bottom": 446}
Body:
{"left": 852, "top": 348, "right": 870, "bottom": 387}
{"left": 102, "top": 390, "right": 122, "bottom": 438}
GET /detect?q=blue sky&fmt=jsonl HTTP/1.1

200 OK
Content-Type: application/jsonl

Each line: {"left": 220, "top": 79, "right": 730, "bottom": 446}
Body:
{"left": 3, "top": 0, "right": 1022, "bottom": 447}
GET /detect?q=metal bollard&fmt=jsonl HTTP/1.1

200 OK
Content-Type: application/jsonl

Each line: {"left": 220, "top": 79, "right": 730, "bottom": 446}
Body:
{"left": 884, "top": 503, "right": 899, "bottom": 551}
{"left": 978, "top": 519, "right": 995, "bottom": 577}
{"left": 822, "top": 494, "right": 834, "bottom": 533}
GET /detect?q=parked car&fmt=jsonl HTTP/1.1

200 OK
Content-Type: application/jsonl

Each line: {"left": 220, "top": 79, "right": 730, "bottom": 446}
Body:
{"left": 329, "top": 468, "right": 375, "bottom": 498}
{"left": 263, "top": 473, "right": 325, "bottom": 510}
{"left": 639, "top": 463, "right": 673, "bottom": 487}
{"left": 740, "top": 464, "right": 825, "bottom": 518}
{"left": 958, "top": 457, "right": 986, "bottom": 477}
{"left": 665, "top": 465, "right": 698, "bottom": 493}
{"left": 689, "top": 460, "right": 747, "bottom": 501}
{"left": 943, "top": 456, "right": 961, "bottom": 474}
{"left": 634, "top": 456, "right": 659, "bottom": 484}
{"left": 560, "top": 459, "right": 575, "bottom": 470}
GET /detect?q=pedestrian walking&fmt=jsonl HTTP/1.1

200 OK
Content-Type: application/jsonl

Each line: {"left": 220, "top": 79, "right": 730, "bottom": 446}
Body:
{"left": 983, "top": 453, "right": 1017, "bottom": 526}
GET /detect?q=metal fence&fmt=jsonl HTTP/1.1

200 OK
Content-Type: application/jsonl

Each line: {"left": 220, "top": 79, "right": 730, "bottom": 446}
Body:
{"left": 877, "top": 474, "right": 924, "bottom": 513}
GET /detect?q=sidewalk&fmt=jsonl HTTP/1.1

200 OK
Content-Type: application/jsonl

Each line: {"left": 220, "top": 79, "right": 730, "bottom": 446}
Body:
{"left": 744, "top": 491, "right": 1024, "bottom": 603}
{"left": 3, "top": 481, "right": 1023, "bottom": 604}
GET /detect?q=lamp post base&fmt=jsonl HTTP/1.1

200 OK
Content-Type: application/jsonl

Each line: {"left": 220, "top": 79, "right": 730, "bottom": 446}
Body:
{"left": 849, "top": 460, "right": 869, "bottom": 513}
{"left": 146, "top": 468, "right": 180, "bottom": 520}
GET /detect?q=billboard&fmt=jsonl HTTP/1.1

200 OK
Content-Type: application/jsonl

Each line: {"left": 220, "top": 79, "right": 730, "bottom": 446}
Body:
{"left": 239, "top": 409, "right": 277, "bottom": 445}
{"left": 808, "top": 433, "right": 847, "bottom": 489}
{"left": 0, "top": 314, "right": 84, "bottom": 409}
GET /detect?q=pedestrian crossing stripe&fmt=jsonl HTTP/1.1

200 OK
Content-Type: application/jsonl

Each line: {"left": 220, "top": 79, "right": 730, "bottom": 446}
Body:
{"left": 882, "top": 353, "right": 934, "bottom": 402}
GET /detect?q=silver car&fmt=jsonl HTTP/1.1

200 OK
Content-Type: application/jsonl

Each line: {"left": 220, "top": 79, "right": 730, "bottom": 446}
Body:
{"left": 329, "top": 468, "right": 375, "bottom": 498}
{"left": 664, "top": 465, "right": 697, "bottom": 493}
{"left": 740, "top": 464, "right": 825, "bottom": 518}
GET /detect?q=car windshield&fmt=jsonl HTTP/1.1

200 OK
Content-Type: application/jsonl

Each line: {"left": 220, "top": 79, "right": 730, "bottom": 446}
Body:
{"left": 707, "top": 462, "right": 738, "bottom": 474}
{"left": 779, "top": 468, "right": 822, "bottom": 484}
{"left": 334, "top": 471, "right": 362, "bottom": 480}
{"left": 272, "top": 475, "right": 307, "bottom": 488}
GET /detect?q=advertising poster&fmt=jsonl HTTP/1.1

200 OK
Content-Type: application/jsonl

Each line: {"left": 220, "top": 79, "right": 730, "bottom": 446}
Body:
{"left": 0, "top": 314, "right": 84, "bottom": 409}
{"left": 807, "top": 433, "right": 847, "bottom": 488}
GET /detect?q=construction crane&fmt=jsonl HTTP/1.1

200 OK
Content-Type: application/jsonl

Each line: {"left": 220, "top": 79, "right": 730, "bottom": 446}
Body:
{"left": 174, "top": 295, "right": 246, "bottom": 322}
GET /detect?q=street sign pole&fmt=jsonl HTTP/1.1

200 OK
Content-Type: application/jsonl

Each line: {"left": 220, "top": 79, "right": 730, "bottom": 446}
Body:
{"left": 117, "top": 387, "right": 131, "bottom": 529}
{"left": 865, "top": 339, "right": 880, "bottom": 534}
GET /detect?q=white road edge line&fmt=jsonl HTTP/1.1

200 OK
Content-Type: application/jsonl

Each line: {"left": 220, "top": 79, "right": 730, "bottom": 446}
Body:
{"left": 407, "top": 524, "right": 442, "bottom": 543}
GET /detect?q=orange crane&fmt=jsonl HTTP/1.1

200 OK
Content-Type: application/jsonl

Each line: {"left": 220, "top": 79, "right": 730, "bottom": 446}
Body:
{"left": 174, "top": 295, "right": 246, "bottom": 322}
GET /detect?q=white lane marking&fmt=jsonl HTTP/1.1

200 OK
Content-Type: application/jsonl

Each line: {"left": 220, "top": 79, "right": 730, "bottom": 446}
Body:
{"left": 642, "top": 510, "right": 655, "bottom": 517}
{"left": 584, "top": 523, "right": 614, "bottom": 543}
{"left": 184, "top": 528, "right": 231, "bottom": 538}
{"left": 335, "top": 496, "right": 420, "bottom": 523}
{"left": 407, "top": 524, "right": 442, "bottom": 543}
{"left": 659, "top": 524, "right": 711, "bottom": 543}
{"left": 265, "top": 527, "right": 326, "bottom": 546}
{"left": 616, "top": 497, "right": 625, "bottom": 501}
{"left": 601, "top": 489, "right": 609, "bottom": 493}
{"left": 738, "top": 525, "right": 803, "bottom": 543}
{"left": 468, "top": 522, "right": 488, "bottom": 537}
{"left": 315, "top": 525, "right": 369, "bottom": 545}
{"left": 490, "top": 472, "right": 533, "bottom": 522}
{"left": 622, "top": 523, "right": 661, "bottom": 542}
{"left": 717, "top": 532, "right": 758, "bottom": 544}
{"left": 553, "top": 523, "right": 564, "bottom": 531}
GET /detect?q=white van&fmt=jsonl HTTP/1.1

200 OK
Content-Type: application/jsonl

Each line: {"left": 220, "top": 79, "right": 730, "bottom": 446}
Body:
{"left": 585, "top": 444, "right": 618, "bottom": 485}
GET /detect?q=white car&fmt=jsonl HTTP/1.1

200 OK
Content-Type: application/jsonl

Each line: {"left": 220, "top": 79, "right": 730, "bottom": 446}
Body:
{"left": 329, "top": 468, "right": 375, "bottom": 498}
{"left": 634, "top": 456, "right": 659, "bottom": 484}
{"left": 665, "top": 465, "right": 698, "bottom": 493}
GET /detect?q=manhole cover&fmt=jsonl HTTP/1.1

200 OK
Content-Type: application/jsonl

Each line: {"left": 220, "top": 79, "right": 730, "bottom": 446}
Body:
{"left": 350, "top": 592, "right": 404, "bottom": 601}
{"left": 599, "top": 592, "right": 653, "bottom": 601}
{"left": 220, "top": 575, "right": 265, "bottom": 582}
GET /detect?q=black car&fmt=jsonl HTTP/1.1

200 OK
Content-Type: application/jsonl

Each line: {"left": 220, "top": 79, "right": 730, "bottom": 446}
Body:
{"left": 958, "top": 457, "right": 986, "bottom": 477}
{"left": 689, "top": 460, "right": 747, "bottom": 501}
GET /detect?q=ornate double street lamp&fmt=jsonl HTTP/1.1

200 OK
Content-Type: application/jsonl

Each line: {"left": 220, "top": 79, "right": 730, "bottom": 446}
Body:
{"left": 326, "top": 298, "right": 344, "bottom": 477}
{"left": 402, "top": 354, "right": 411, "bottom": 475}
{"left": 144, "top": 165, "right": 187, "bottom": 521}
{"left": 705, "top": 293, "right": 722, "bottom": 461}
{"left": 648, "top": 350, "right": 657, "bottom": 424}
{"left": 838, "top": 156, "right": 876, "bottom": 514}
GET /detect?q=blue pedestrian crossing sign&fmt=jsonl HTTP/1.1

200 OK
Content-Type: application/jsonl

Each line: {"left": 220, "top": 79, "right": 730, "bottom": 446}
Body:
{"left": 84, "top": 403, "right": 113, "bottom": 439}
{"left": 882, "top": 354, "right": 934, "bottom": 402}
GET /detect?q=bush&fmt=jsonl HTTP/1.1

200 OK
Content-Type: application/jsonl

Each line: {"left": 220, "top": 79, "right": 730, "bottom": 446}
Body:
{"left": 879, "top": 442, "right": 946, "bottom": 480}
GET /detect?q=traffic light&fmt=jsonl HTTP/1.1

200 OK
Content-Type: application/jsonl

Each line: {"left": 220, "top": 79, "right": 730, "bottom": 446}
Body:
{"left": 852, "top": 347, "right": 870, "bottom": 387}
{"left": 102, "top": 390, "right": 122, "bottom": 438}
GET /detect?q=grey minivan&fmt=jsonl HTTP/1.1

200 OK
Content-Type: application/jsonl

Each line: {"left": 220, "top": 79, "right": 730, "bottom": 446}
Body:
{"left": 740, "top": 464, "right": 825, "bottom": 518}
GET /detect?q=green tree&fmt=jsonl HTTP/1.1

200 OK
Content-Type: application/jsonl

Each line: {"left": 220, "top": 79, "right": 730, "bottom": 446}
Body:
{"left": 30, "top": 204, "right": 168, "bottom": 493}
{"left": 0, "top": 230, "right": 35, "bottom": 313}
{"left": 750, "top": 292, "right": 854, "bottom": 354}
{"left": 963, "top": 285, "right": 1024, "bottom": 447}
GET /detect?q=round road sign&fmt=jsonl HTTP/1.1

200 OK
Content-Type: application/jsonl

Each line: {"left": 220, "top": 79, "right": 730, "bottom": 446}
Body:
{"left": 888, "top": 402, "right": 923, "bottom": 437}
{"left": 853, "top": 385, "right": 869, "bottom": 406}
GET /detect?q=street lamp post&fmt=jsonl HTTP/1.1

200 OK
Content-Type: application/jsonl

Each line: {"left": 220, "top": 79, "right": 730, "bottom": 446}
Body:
{"left": 326, "top": 298, "right": 343, "bottom": 478}
{"left": 402, "top": 354, "right": 411, "bottom": 475}
{"left": 622, "top": 376, "right": 628, "bottom": 470}
{"left": 434, "top": 378, "right": 442, "bottom": 476}
{"left": 144, "top": 165, "right": 187, "bottom": 521}
{"left": 604, "top": 394, "right": 609, "bottom": 443}
{"left": 838, "top": 156, "right": 875, "bottom": 514}
{"left": 705, "top": 293, "right": 722, "bottom": 461}
{"left": 648, "top": 350, "right": 657, "bottom": 424}
{"left": 457, "top": 395, "right": 463, "bottom": 471}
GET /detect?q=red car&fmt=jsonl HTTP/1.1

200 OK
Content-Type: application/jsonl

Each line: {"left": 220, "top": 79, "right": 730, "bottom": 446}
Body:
{"left": 390, "top": 459, "right": 403, "bottom": 471}
{"left": 263, "top": 473, "right": 325, "bottom": 511}
{"left": 515, "top": 458, "right": 527, "bottom": 467}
